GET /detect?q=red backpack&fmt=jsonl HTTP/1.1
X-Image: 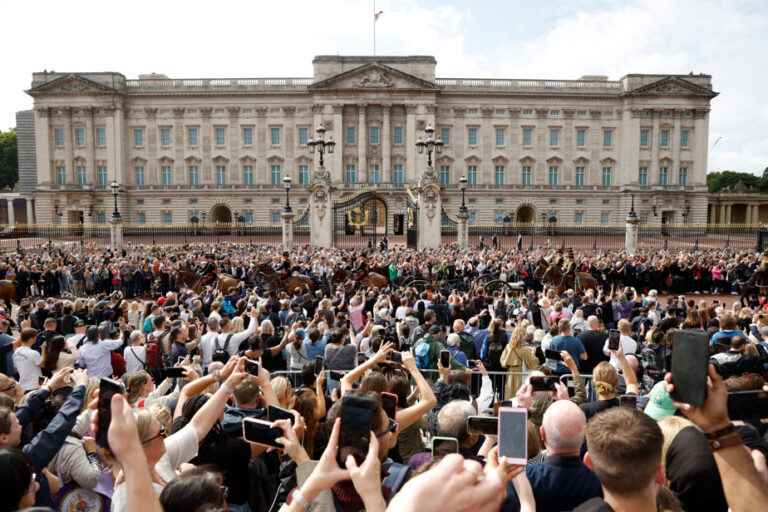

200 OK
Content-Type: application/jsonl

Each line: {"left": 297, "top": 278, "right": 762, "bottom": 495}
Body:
{"left": 145, "top": 333, "right": 163, "bottom": 369}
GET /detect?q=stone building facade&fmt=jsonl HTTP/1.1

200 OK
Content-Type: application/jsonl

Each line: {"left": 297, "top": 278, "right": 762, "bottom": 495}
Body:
{"left": 18, "top": 55, "right": 719, "bottom": 230}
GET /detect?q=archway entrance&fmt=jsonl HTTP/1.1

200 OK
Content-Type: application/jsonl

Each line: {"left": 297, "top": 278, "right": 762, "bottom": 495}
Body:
{"left": 211, "top": 204, "right": 232, "bottom": 224}
{"left": 515, "top": 205, "right": 535, "bottom": 223}
{"left": 332, "top": 193, "right": 388, "bottom": 248}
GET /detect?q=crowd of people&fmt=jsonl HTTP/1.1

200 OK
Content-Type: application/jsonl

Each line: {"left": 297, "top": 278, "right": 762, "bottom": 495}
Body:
{"left": 0, "top": 241, "right": 767, "bottom": 512}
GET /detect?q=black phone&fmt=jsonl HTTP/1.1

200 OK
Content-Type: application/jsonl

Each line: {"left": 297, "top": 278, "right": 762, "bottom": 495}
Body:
{"left": 467, "top": 415, "right": 498, "bottom": 436}
{"left": 242, "top": 418, "right": 283, "bottom": 448}
{"left": 96, "top": 378, "right": 124, "bottom": 449}
{"left": 544, "top": 349, "right": 563, "bottom": 361}
{"left": 530, "top": 376, "right": 559, "bottom": 392}
{"left": 670, "top": 330, "right": 709, "bottom": 406}
{"left": 329, "top": 370, "right": 346, "bottom": 381}
{"left": 339, "top": 395, "right": 376, "bottom": 466}
{"left": 619, "top": 394, "right": 638, "bottom": 409}
{"left": 381, "top": 392, "right": 398, "bottom": 420}
{"left": 245, "top": 358, "right": 260, "bottom": 376}
{"left": 608, "top": 329, "right": 621, "bottom": 351}
{"left": 498, "top": 407, "right": 528, "bottom": 464}
{"left": 314, "top": 356, "right": 324, "bottom": 376}
{"left": 470, "top": 372, "right": 482, "bottom": 397}
{"left": 387, "top": 351, "right": 403, "bottom": 364}
{"left": 268, "top": 405, "right": 295, "bottom": 425}
{"left": 432, "top": 436, "right": 459, "bottom": 457}
{"left": 162, "top": 367, "right": 185, "bottom": 379}
{"left": 727, "top": 390, "right": 768, "bottom": 420}
{"left": 440, "top": 350, "right": 451, "bottom": 368}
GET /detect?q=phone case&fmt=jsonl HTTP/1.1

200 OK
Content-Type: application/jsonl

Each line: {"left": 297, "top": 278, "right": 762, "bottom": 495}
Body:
{"left": 670, "top": 330, "right": 709, "bottom": 406}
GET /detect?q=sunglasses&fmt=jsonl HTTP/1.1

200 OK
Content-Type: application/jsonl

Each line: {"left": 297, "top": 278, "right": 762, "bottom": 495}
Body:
{"left": 142, "top": 426, "right": 166, "bottom": 444}
{"left": 376, "top": 418, "right": 398, "bottom": 438}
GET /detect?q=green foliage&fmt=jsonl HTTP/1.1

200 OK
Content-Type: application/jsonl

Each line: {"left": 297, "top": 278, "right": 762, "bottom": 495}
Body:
{"left": 0, "top": 129, "right": 18, "bottom": 190}
{"left": 707, "top": 170, "right": 767, "bottom": 193}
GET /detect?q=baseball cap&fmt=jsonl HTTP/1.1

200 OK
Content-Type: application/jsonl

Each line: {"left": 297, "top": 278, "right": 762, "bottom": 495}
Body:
{"left": 643, "top": 381, "right": 677, "bottom": 421}
{"left": 429, "top": 325, "right": 443, "bottom": 335}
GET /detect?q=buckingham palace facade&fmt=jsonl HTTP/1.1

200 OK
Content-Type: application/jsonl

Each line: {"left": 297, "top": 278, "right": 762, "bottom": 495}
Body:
{"left": 17, "top": 55, "right": 718, "bottom": 229}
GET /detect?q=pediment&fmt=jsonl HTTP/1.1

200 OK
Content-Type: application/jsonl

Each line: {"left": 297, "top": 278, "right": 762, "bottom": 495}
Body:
{"left": 624, "top": 76, "right": 718, "bottom": 98}
{"left": 309, "top": 63, "right": 437, "bottom": 91}
{"left": 28, "top": 73, "right": 119, "bottom": 96}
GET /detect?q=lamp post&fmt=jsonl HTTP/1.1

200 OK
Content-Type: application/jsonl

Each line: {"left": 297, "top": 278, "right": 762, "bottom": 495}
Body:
{"left": 306, "top": 125, "right": 336, "bottom": 169}
{"left": 459, "top": 176, "right": 468, "bottom": 213}
{"left": 624, "top": 189, "right": 639, "bottom": 256}
{"left": 110, "top": 181, "right": 120, "bottom": 220}
{"left": 415, "top": 123, "right": 443, "bottom": 169}
{"left": 109, "top": 180, "right": 122, "bottom": 251}
{"left": 283, "top": 176, "right": 292, "bottom": 212}
{"left": 456, "top": 176, "right": 469, "bottom": 249}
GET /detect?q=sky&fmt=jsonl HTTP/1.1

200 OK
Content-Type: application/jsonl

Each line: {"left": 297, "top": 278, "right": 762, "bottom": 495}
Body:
{"left": 1, "top": 0, "right": 766, "bottom": 174}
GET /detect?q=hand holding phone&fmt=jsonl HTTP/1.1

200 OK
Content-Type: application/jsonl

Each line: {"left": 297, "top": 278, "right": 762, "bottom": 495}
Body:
{"left": 242, "top": 418, "right": 283, "bottom": 448}
{"left": 314, "top": 356, "right": 324, "bottom": 376}
{"left": 608, "top": 329, "right": 621, "bottom": 351}
{"left": 268, "top": 405, "right": 295, "bottom": 425}
{"left": 670, "top": 330, "right": 709, "bottom": 406}
{"left": 432, "top": 436, "right": 459, "bottom": 457}
{"left": 498, "top": 407, "right": 527, "bottom": 464}
{"left": 245, "top": 359, "right": 260, "bottom": 376}
{"left": 96, "top": 378, "right": 124, "bottom": 449}
{"left": 529, "top": 376, "right": 558, "bottom": 392}
{"left": 440, "top": 350, "right": 451, "bottom": 368}
{"left": 381, "top": 392, "right": 398, "bottom": 420}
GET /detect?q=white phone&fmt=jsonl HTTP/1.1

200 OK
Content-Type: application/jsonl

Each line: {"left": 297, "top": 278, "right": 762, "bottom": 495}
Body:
{"left": 498, "top": 407, "right": 528, "bottom": 465}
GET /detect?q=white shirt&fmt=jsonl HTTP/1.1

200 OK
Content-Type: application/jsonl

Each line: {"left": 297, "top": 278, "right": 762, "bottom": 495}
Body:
{"left": 123, "top": 345, "right": 147, "bottom": 375}
{"left": 395, "top": 306, "right": 409, "bottom": 321}
{"left": 603, "top": 334, "right": 638, "bottom": 369}
{"left": 14, "top": 346, "right": 42, "bottom": 391}
{"left": 78, "top": 338, "right": 123, "bottom": 378}
{"left": 199, "top": 319, "right": 256, "bottom": 366}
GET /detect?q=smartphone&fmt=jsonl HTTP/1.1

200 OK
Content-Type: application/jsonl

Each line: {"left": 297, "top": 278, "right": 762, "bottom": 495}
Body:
{"left": 727, "top": 390, "right": 768, "bottom": 420}
{"left": 432, "top": 436, "right": 459, "bottom": 457}
{"left": 544, "top": 349, "right": 563, "bottom": 361}
{"left": 498, "top": 407, "right": 528, "bottom": 464}
{"left": 268, "top": 405, "right": 295, "bottom": 425}
{"left": 339, "top": 395, "right": 376, "bottom": 466}
{"left": 440, "top": 350, "right": 451, "bottom": 368}
{"left": 242, "top": 417, "right": 283, "bottom": 448}
{"left": 619, "top": 394, "right": 638, "bottom": 409}
{"left": 381, "top": 392, "right": 398, "bottom": 420}
{"left": 529, "top": 376, "right": 558, "bottom": 392}
{"left": 468, "top": 359, "right": 479, "bottom": 369}
{"left": 608, "top": 329, "right": 621, "bottom": 351}
{"left": 670, "top": 330, "right": 709, "bottom": 406}
{"left": 470, "top": 372, "right": 482, "bottom": 397}
{"left": 467, "top": 415, "right": 498, "bottom": 436}
{"left": 96, "top": 378, "right": 124, "bottom": 449}
{"left": 329, "top": 370, "right": 346, "bottom": 381}
{"left": 387, "top": 352, "right": 403, "bottom": 364}
{"left": 314, "top": 356, "right": 324, "bottom": 376}
{"left": 245, "top": 358, "right": 260, "bottom": 376}
{"left": 500, "top": 399, "right": 515, "bottom": 408}
{"left": 163, "top": 367, "right": 185, "bottom": 379}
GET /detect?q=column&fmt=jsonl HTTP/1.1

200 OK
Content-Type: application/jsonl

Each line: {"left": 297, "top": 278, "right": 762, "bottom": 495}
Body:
{"left": 85, "top": 107, "right": 96, "bottom": 184}
{"left": 382, "top": 104, "right": 391, "bottom": 183}
{"left": 281, "top": 209, "right": 295, "bottom": 251}
{"left": 650, "top": 111, "right": 660, "bottom": 185}
{"left": 693, "top": 109, "right": 710, "bottom": 186}
{"left": 719, "top": 204, "right": 726, "bottom": 225}
{"left": 725, "top": 204, "right": 732, "bottom": 224}
{"left": 109, "top": 104, "right": 126, "bottom": 184}
{"left": 35, "top": 108, "right": 51, "bottom": 185}
{"left": 26, "top": 198, "right": 34, "bottom": 225}
{"left": 672, "top": 111, "right": 682, "bottom": 183}
{"left": 332, "top": 105, "right": 343, "bottom": 183}
{"left": 173, "top": 108, "right": 186, "bottom": 185}
{"left": 6, "top": 199, "right": 15, "bottom": 226}
{"left": 357, "top": 104, "right": 367, "bottom": 182}
{"left": 625, "top": 211, "right": 639, "bottom": 256}
{"left": 256, "top": 107, "right": 267, "bottom": 183}
{"left": 110, "top": 216, "right": 123, "bottom": 251}
{"left": 457, "top": 209, "right": 469, "bottom": 250}
{"left": 64, "top": 108, "right": 74, "bottom": 183}
{"left": 406, "top": 105, "right": 417, "bottom": 182}
{"left": 481, "top": 108, "right": 493, "bottom": 184}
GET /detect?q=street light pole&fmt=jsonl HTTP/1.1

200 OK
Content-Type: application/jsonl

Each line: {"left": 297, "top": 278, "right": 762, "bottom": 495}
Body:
{"left": 415, "top": 123, "right": 444, "bottom": 170}
{"left": 307, "top": 125, "right": 336, "bottom": 170}
{"left": 459, "top": 176, "right": 468, "bottom": 213}
{"left": 283, "top": 176, "right": 292, "bottom": 212}
{"left": 110, "top": 181, "right": 120, "bottom": 220}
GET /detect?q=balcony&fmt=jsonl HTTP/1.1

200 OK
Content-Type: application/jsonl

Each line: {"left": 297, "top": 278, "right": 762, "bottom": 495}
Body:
{"left": 435, "top": 78, "right": 622, "bottom": 94}
{"left": 124, "top": 77, "right": 313, "bottom": 93}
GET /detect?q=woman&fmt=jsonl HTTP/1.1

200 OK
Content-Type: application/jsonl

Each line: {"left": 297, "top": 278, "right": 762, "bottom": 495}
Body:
{"left": 579, "top": 362, "right": 620, "bottom": 420}
{"left": 482, "top": 318, "right": 508, "bottom": 372}
{"left": 125, "top": 370, "right": 176, "bottom": 408}
{"left": 40, "top": 335, "right": 79, "bottom": 376}
{"left": 123, "top": 330, "right": 147, "bottom": 375}
{"left": 77, "top": 325, "right": 123, "bottom": 378}
{"left": 501, "top": 325, "right": 540, "bottom": 399}
{"left": 445, "top": 333, "right": 468, "bottom": 367}
{"left": 0, "top": 448, "right": 38, "bottom": 512}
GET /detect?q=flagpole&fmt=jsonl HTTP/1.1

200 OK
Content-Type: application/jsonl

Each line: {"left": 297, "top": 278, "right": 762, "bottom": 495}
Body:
{"left": 373, "top": 0, "right": 376, "bottom": 56}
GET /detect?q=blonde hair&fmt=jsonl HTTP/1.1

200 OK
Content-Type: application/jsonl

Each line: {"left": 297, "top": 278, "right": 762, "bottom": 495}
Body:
{"left": 593, "top": 362, "right": 619, "bottom": 397}
{"left": 271, "top": 376, "right": 294, "bottom": 407}
{"left": 230, "top": 316, "right": 244, "bottom": 333}
{"left": 126, "top": 371, "right": 151, "bottom": 405}
{"left": 509, "top": 324, "right": 526, "bottom": 350}
{"left": 658, "top": 416, "right": 695, "bottom": 472}
{"left": 134, "top": 408, "right": 155, "bottom": 443}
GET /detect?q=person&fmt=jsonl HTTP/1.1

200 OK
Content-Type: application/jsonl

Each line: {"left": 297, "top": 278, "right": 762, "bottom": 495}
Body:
{"left": 13, "top": 327, "right": 42, "bottom": 391}
{"left": 77, "top": 324, "right": 123, "bottom": 378}
{"left": 546, "top": 319, "right": 587, "bottom": 375}
{"left": 500, "top": 324, "right": 540, "bottom": 399}
{"left": 603, "top": 319, "right": 637, "bottom": 369}
{"left": 124, "top": 330, "right": 147, "bottom": 375}
{"left": 0, "top": 319, "right": 16, "bottom": 378}
{"left": 445, "top": 333, "right": 469, "bottom": 368}
{"left": 40, "top": 334, "right": 79, "bottom": 375}
{"left": 579, "top": 362, "right": 620, "bottom": 421}
{"left": 0, "top": 448, "right": 38, "bottom": 512}
{"left": 578, "top": 315, "right": 608, "bottom": 375}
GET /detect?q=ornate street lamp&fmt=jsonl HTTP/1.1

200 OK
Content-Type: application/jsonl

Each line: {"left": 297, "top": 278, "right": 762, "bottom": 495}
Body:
{"left": 283, "top": 176, "right": 293, "bottom": 212}
{"left": 415, "top": 123, "right": 443, "bottom": 169}
{"left": 624, "top": 189, "right": 638, "bottom": 221}
{"left": 307, "top": 125, "right": 335, "bottom": 168}
{"left": 109, "top": 180, "right": 121, "bottom": 220}
{"left": 459, "top": 176, "right": 468, "bottom": 213}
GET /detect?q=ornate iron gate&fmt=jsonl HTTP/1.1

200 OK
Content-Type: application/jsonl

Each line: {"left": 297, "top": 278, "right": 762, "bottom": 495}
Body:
{"left": 332, "top": 193, "right": 388, "bottom": 249}
{"left": 406, "top": 200, "right": 418, "bottom": 249}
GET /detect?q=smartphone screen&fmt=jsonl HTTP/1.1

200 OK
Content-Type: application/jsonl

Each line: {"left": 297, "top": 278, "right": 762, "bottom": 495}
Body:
{"left": 529, "top": 376, "right": 558, "bottom": 392}
{"left": 619, "top": 394, "right": 638, "bottom": 408}
{"left": 381, "top": 392, "right": 398, "bottom": 420}
{"left": 470, "top": 372, "right": 482, "bottom": 397}
{"left": 329, "top": 370, "right": 346, "bottom": 381}
{"left": 670, "top": 330, "right": 709, "bottom": 406}
{"left": 387, "top": 352, "right": 403, "bottom": 364}
{"left": 608, "top": 329, "right": 621, "bottom": 351}
{"left": 432, "top": 436, "right": 459, "bottom": 457}
{"left": 162, "top": 367, "right": 185, "bottom": 379}
{"left": 245, "top": 359, "right": 260, "bottom": 376}
{"left": 498, "top": 407, "right": 528, "bottom": 464}
{"left": 339, "top": 396, "right": 375, "bottom": 466}
{"left": 544, "top": 349, "right": 563, "bottom": 361}
{"left": 268, "top": 405, "right": 295, "bottom": 425}
{"left": 96, "top": 378, "right": 124, "bottom": 449}
{"left": 467, "top": 415, "right": 498, "bottom": 436}
{"left": 440, "top": 350, "right": 451, "bottom": 368}
{"left": 314, "top": 356, "right": 324, "bottom": 376}
{"left": 242, "top": 418, "right": 283, "bottom": 448}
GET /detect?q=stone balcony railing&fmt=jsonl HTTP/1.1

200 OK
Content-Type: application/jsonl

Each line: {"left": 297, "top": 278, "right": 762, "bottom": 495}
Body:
{"left": 434, "top": 78, "right": 623, "bottom": 93}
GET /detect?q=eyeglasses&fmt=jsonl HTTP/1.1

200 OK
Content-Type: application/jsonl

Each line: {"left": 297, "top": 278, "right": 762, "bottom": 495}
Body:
{"left": 376, "top": 418, "right": 398, "bottom": 438}
{"left": 142, "top": 426, "right": 166, "bottom": 444}
{"left": 0, "top": 382, "right": 16, "bottom": 393}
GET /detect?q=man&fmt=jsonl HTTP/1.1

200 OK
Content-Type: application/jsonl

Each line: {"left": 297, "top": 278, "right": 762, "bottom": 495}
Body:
{"left": 453, "top": 319, "right": 478, "bottom": 361}
{"left": 547, "top": 319, "right": 588, "bottom": 375}
{"left": 14, "top": 328, "right": 42, "bottom": 392}
{"left": 65, "top": 319, "right": 88, "bottom": 350}
{"left": 33, "top": 317, "right": 59, "bottom": 353}
{"left": 197, "top": 254, "right": 218, "bottom": 287}
{"left": 503, "top": 400, "right": 602, "bottom": 511}
{"left": 221, "top": 379, "right": 267, "bottom": 435}
{"left": 414, "top": 324, "right": 447, "bottom": 370}
{"left": 409, "top": 399, "right": 480, "bottom": 470}
{"left": 578, "top": 316, "right": 608, "bottom": 375}
{"left": 603, "top": 318, "right": 637, "bottom": 370}
{"left": 710, "top": 312, "right": 747, "bottom": 349}
{"left": 0, "top": 319, "right": 16, "bottom": 377}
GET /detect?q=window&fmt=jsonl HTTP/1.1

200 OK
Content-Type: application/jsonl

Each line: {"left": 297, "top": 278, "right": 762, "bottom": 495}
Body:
{"left": 162, "top": 211, "right": 173, "bottom": 224}
{"left": 575, "top": 212, "right": 584, "bottom": 225}
{"left": 97, "top": 165, "right": 108, "bottom": 186}
{"left": 215, "top": 165, "right": 226, "bottom": 186}
{"left": 370, "top": 164, "right": 381, "bottom": 184}
{"left": 549, "top": 128, "right": 560, "bottom": 147}
{"left": 298, "top": 165, "right": 309, "bottom": 186}
{"left": 659, "top": 166, "right": 669, "bottom": 186}
{"left": 468, "top": 211, "right": 477, "bottom": 225}
{"left": 76, "top": 165, "right": 87, "bottom": 185}
{"left": 96, "top": 127, "right": 106, "bottom": 146}
{"left": 271, "top": 211, "right": 281, "bottom": 224}
{"left": 53, "top": 127, "right": 65, "bottom": 147}
{"left": 393, "top": 164, "right": 405, "bottom": 184}
{"left": 345, "top": 164, "right": 357, "bottom": 184}
{"left": 679, "top": 167, "right": 688, "bottom": 186}
{"left": 548, "top": 166, "right": 559, "bottom": 186}
{"left": 243, "top": 210, "right": 254, "bottom": 224}
{"left": 136, "top": 212, "right": 146, "bottom": 224}
{"left": 575, "top": 166, "right": 585, "bottom": 186}
{"left": 640, "top": 128, "right": 650, "bottom": 147}
{"left": 133, "top": 128, "right": 144, "bottom": 146}
{"left": 494, "top": 165, "right": 505, "bottom": 186}
{"left": 660, "top": 129, "right": 670, "bottom": 147}
{"left": 243, "top": 165, "right": 254, "bottom": 185}
{"left": 298, "top": 127, "right": 309, "bottom": 145}
{"left": 576, "top": 128, "right": 586, "bottom": 147}
{"left": 346, "top": 127, "right": 356, "bottom": 144}
{"left": 96, "top": 211, "right": 107, "bottom": 224}
{"left": 242, "top": 127, "right": 253, "bottom": 145}
{"left": 521, "top": 166, "right": 532, "bottom": 186}
{"left": 467, "top": 165, "right": 478, "bottom": 185}
{"left": 212, "top": 126, "right": 224, "bottom": 146}
{"left": 162, "top": 165, "right": 173, "bottom": 186}
{"left": 393, "top": 127, "right": 404, "bottom": 145}
{"left": 440, "top": 127, "right": 449, "bottom": 145}
{"left": 439, "top": 165, "right": 450, "bottom": 186}
{"left": 160, "top": 127, "right": 172, "bottom": 146}
{"left": 601, "top": 166, "right": 613, "bottom": 187}
{"left": 74, "top": 127, "right": 85, "bottom": 146}
{"left": 270, "top": 165, "right": 281, "bottom": 185}
{"left": 495, "top": 127, "right": 505, "bottom": 146}
{"left": 188, "top": 165, "right": 200, "bottom": 186}
{"left": 369, "top": 127, "right": 380, "bottom": 145}
{"left": 639, "top": 166, "right": 648, "bottom": 186}
{"left": 135, "top": 166, "right": 145, "bottom": 186}
{"left": 680, "top": 129, "right": 690, "bottom": 148}
{"left": 495, "top": 212, "right": 505, "bottom": 223}
{"left": 468, "top": 127, "right": 478, "bottom": 146}
{"left": 187, "top": 127, "right": 198, "bottom": 145}
{"left": 270, "top": 127, "right": 281, "bottom": 145}
{"left": 600, "top": 212, "right": 610, "bottom": 225}
{"left": 602, "top": 128, "right": 613, "bottom": 147}
{"left": 522, "top": 127, "right": 533, "bottom": 146}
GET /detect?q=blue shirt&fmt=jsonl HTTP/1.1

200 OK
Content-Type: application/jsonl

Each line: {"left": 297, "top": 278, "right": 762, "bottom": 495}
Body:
{"left": 305, "top": 337, "right": 327, "bottom": 360}
{"left": 547, "top": 335, "right": 586, "bottom": 374}
{"left": 447, "top": 346, "right": 469, "bottom": 367}
{"left": 710, "top": 329, "right": 745, "bottom": 348}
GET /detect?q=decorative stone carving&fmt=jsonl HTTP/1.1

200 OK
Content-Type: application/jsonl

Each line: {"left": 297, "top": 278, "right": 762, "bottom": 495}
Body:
{"left": 481, "top": 107, "right": 494, "bottom": 118}
{"left": 35, "top": 108, "right": 50, "bottom": 118}
{"left": 255, "top": 107, "right": 268, "bottom": 118}
{"left": 359, "top": 69, "right": 393, "bottom": 88}
{"left": 144, "top": 107, "right": 158, "bottom": 119}
{"left": 313, "top": 188, "right": 328, "bottom": 220}
{"left": 200, "top": 107, "right": 213, "bottom": 119}
{"left": 508, "top": 108, "right": 520, "bottom": 119}
{"left": 227, "top": 106, "right": 241, "bottom": 117}
{"left": 535, "top": 108, "right": 549, "bottom": 119}
{"left": 422, "top": 187, "right": 438, "bottom": 220}
{"left": 282, "top": 106, "right": 296, "bottom": 116}
{"left": 311, "top": 104, "right": 325, "bottom": 114}
{"left": 172, "top": 107, "right": 185, "bottom": 119}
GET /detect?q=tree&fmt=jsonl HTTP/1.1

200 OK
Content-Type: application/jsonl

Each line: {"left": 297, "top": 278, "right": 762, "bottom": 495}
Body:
{"left": 707, "top": 170, "right": 763, "bottom": 192}
{"left": 0, "top": 129, "right": 18, "bottom": 190}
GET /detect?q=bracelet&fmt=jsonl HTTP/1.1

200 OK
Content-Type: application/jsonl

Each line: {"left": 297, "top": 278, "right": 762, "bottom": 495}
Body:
{"left": 289, "top": 488, "right": 308, "bottom": 509}
{"left": 709, "top": 431, "right": 743, "bottom": 452}
{"left": 704, "top": 423, "right": 737, "bottom": 440}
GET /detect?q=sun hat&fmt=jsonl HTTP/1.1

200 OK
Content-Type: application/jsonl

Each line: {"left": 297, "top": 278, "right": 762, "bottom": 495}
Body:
{"left": 643, "top": 381, "right": 677, "bottom": 421}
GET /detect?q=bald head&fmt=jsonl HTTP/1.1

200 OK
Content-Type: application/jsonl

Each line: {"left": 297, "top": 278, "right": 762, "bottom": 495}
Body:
{"left": 541, "top": 400, "right": 586, "bottom": 455}
{"left": 587, "top": 315, "right": 600, "bottom": 330}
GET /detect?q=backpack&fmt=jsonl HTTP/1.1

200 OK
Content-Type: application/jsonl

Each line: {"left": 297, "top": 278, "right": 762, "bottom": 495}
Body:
{"left": 212, "top": 333, "right": 234, "bottom": 364}
{"left": 145, "top": 333, "right": 163, "bottom": 370}
{"left": 414, "top": 340, "right": 432, "bottom": 370}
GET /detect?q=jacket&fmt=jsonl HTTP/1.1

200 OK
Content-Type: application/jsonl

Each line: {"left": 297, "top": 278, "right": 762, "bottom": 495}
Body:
{"left": 48, "top": 435, "right": 102, "bottom": 489}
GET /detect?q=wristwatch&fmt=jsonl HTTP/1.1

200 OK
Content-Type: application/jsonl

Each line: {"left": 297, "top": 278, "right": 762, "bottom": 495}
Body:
{"left": 705, "top": 423, "right": 743, "bottom": 451}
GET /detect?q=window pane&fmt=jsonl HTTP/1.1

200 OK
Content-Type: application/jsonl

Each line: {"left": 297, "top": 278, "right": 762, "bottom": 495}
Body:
{"left": 96, "top": 127, "right": 106, "bottom": 146}
{"left": 134, "top": 128, "right": 143, "bottom": 146}
{"left": 215, "top": 127, "right": 225, "bottom": 145}
{"left": 549, "top": 128, "right": 559, "bottom": 146}
{"left": 394, "top": 127, "right": 403, "bottom": 145}
{"left": 271, "top": 165, "right": 281, "bottom": 185}
{"left": 522, "top": 127, "right": 533, "bottom": 146}
{"left": 270, "top": 127, "right": 281, "bottom": 145}
{"left": 681, "top": 130, "right": 689, "bottom": 147}
{"left": 188, "top": 127, "right": 198, "bottom": 145}
{"left": 346, "top": 127, "right": 356, "bottom": 144}
{"left": 468, "top": 127, "right": 478, "bottom": 145}
{"left": 603, "top": 129, "right": 613, "bottom": 147}
{"left": 243, "top": 127, "right": 253, "bottom": 145}
{"left": 494, "top": 165, "right": 505, "bottom": 186}
{"left": 369, "top": 127, "right": 380, "bottom": 145}
{"left": 440, "top": 127, "right": 449, "bottom": 145}
{"left": 298, "top": 127, "right": 308, "bottom": 145}
{"left": 495, "top": 128, "right": 504, "bottom": 146}
{"left": 576, "top": 129, "right": 586, "bottom": 147}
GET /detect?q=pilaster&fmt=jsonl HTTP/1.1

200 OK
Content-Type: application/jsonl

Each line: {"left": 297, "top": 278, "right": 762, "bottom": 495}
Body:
{"left": 357, "top": 104, "right": 367, "bottom": 182}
